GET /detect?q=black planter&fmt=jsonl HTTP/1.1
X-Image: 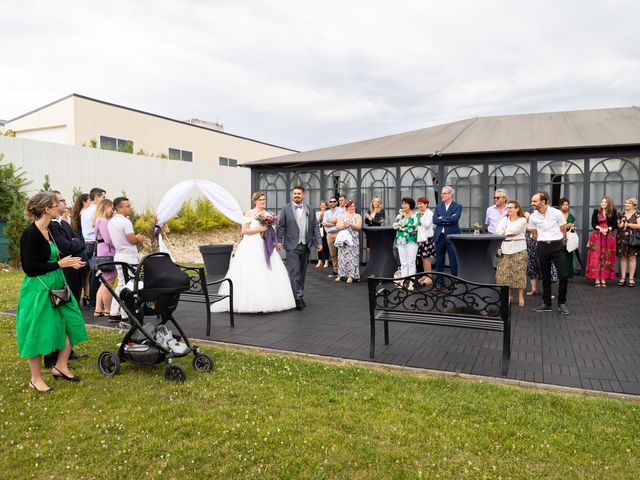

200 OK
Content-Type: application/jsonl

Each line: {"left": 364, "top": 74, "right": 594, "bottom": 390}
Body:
{"left": 199, "top": 244, "right": 233, "bottom": 277}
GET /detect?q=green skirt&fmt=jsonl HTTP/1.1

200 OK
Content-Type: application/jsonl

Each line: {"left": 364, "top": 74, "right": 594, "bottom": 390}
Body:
{"left": 16, "top": 245, "right": 88, "bottom": 358}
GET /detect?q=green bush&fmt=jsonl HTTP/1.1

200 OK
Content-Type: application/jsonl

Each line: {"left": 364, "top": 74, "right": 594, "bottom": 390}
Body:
{"left": 166, "top": 198, "right": 235, "bottom": 234}
{"left": 5, "top": 198, "right": 29, "bottom": 265}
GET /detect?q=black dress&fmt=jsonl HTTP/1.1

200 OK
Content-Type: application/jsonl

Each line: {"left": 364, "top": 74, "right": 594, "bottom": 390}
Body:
{"left": 365, "top": 210, "right": 385, "bottom": 227}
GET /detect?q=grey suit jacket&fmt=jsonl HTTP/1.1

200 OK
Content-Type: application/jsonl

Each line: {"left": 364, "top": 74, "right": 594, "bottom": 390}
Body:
{"left": 276, "top": 203, "right": 321, "bottom": 251}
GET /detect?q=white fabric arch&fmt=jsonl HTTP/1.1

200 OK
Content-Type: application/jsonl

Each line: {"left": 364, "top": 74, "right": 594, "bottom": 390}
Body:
{"left": 155, "top": 179, "right": 244, "bottom": 254}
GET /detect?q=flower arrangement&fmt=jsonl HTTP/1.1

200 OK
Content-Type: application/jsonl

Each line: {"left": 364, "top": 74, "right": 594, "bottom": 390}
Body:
{"left": 473, "top": 222, "right": 482, "bottom": 231}
{"left": 256, "top": 212, "right": 279, "bottom": 238}
{"left": 256, "top": 212, "right": 279, "bottom": 269}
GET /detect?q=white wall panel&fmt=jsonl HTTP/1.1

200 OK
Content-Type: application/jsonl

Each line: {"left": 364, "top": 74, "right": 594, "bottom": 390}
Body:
{"left": 0, "top": 136, "right": 251, "bottom": 211}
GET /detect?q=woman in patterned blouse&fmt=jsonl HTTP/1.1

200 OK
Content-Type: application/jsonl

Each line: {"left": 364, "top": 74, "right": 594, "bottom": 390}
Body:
{"left": 393, "top": 197, "right": 419, "bottom": 278}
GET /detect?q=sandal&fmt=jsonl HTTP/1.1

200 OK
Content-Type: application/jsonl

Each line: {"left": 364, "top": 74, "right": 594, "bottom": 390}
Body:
{"left": 334, "top": 276, "right": 342, "bottom": 282}
{"left": 618, "top": 278, "right": 626, "bottom": 286}
{"left": 346, "top": 277, "right": 353, "bottom": 284}
{"left": 93, "top": 311, "right": 104, "bottom": 317}
{"left": 629, "top": 280, "right": 635, "bottom": 288}
{"left": 595, "top": 281, "right": 602, "bottom": 287}
{"left": 518, "top": 301, "right": 525, "bottom": 307}
{"left": 525, "top": 290, "right": 538, "bottom": 296}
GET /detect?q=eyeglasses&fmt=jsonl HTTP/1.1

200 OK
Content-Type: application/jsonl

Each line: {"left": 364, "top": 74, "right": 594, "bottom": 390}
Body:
{"left": 329, "top": 201, "right": 337, "bottom": 203}
{"left": 494, "top": 196, "right": 503, "bottom": 199}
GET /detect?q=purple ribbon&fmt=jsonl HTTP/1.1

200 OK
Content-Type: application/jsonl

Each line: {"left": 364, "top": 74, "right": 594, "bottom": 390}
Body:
{"left": 263, "top": 227, "right": 276, "bottom": 269}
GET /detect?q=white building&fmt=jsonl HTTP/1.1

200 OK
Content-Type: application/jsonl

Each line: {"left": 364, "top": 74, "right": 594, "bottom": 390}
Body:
{"left": 1, "top": 94, "right": 297, "bottom": 209}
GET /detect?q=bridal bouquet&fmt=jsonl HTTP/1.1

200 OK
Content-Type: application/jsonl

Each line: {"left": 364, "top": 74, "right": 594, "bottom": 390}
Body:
{"left": 256, "top": 212, "right": 279, "bottom": 238}
{"left": 256, "top": 212, "right": 279, "bottom": 269}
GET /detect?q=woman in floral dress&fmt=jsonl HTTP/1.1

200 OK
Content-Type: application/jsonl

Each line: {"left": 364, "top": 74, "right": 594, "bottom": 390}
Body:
{"left": 616, "top": 197, "right": 640, "bottom": 287}
{"left": 335, "top": 200, "right": 362, "bottom": 283}
{"left": 586, "top": 196, "right": 617, "bottom": 287}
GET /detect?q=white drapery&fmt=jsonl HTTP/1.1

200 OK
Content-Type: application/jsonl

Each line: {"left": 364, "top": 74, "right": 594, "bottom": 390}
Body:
{"left": 155, "top": 179, "right": 244, "bottom": 254}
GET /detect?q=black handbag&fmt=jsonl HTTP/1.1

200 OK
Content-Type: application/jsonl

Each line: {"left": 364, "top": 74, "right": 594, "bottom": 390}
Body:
{"left": 629, "top": 229, "right": 640, "bottom": 248}
{"left": 90, "top": 236, "right": 115, "bottom": 272}
{"left": 37, "top": 277, "right": 72, "bottom": 308}
{"left": 89, "top": 255, "right": 115, "bottom": 272}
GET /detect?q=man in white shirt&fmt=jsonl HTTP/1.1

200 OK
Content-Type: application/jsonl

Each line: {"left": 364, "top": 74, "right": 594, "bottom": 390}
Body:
{"left": 108, "top": 197, "right": 146, "bottom": 321}
{"left": 81, "top": 187, "right": 106, "bottom": 307}
{"left": 528, "top": 191, "right": 570, "bottom": 315}
{"left": 322, "top": 196, "right": 346, "bottom": 277}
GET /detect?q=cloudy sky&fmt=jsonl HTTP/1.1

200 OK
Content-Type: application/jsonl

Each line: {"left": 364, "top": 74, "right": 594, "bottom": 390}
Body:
{"left": 1, "top": 0, "right": 638, "bottom": 151}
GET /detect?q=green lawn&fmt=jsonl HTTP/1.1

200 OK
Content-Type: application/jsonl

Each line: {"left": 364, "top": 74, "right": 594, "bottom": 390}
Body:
{"left": 1, "top": 270, "right": 639, "bottom": 479}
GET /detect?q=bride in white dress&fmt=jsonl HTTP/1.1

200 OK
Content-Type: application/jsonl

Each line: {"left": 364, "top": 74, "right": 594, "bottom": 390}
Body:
{"left": 211, "top": 192, "right": 296, "bottom": 313}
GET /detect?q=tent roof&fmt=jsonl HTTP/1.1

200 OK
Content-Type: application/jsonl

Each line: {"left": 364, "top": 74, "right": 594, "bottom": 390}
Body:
{"left": 246, "top": 106, "right": 640, "bottom": 166}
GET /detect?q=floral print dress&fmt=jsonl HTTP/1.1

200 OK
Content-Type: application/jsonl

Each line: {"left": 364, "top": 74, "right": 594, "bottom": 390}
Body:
{"left": 337, "top": 215, "right": 361, "bottom": 279}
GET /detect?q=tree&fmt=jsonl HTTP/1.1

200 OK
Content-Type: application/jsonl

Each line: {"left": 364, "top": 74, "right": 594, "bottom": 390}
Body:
{"left": 40, "top": 174, "right": 51, "bottom": 192}
{"left": 0, "top": 152, "right": 31, "bottom": 221}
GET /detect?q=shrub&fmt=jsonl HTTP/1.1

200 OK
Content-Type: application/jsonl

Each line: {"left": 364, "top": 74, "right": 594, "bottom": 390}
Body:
{"left": 5, "top": 198, "right": 29, "bottom": 265}
{"left": 166, "top": 198, "right": 235, "bottom": 233}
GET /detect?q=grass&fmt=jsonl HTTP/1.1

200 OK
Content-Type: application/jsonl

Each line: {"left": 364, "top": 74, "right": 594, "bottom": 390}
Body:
{"left": 1, "top": 270, "right": 640, "bottom": 479}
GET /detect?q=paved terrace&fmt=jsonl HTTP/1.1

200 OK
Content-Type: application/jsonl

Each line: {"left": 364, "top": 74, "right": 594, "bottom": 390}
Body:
{"left": 82, "top": 268, "right": 640, "bottom": 395}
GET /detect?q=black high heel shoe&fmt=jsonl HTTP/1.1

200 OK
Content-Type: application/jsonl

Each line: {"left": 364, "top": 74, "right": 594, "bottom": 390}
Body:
{"left": 29, "top": 380, "right": 53, "bottom": 393}
{"left": 82, "top": 296, "right": 89, "bottom": 306}
{"left": 52, "top": 367, "right": 81, "bottom": 382}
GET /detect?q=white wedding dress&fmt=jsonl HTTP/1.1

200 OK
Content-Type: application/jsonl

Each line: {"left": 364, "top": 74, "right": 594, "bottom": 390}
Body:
{"left": 210, "top": 216, "right": 296, "bottom": 313}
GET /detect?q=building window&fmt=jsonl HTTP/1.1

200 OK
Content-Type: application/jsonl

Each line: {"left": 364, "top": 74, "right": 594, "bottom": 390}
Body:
{"left": 100, "top": 135, "right": 133, "bottom": 153}
{"left": 219, "top": 156, "right": 237, "bottom": 167}
{"left": 169, "top": 148, "right": 193, "bottom": 162}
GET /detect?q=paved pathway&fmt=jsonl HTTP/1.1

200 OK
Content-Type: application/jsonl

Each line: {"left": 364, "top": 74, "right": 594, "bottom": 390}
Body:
{"left": 83, "top": 268, "right": 640, "bottom": 395}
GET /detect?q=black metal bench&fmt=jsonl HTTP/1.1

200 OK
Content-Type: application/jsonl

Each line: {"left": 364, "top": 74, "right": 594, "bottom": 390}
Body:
{"left": 176, "top": 264, "right": 234, "bottom": 336}
{"left": 368, "top": 272, "right": 511, "bottom": 375}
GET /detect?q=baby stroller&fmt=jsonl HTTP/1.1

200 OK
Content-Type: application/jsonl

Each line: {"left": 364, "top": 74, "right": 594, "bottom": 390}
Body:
{"left": 94, "top": 252, "right": 214, "bottom": 382}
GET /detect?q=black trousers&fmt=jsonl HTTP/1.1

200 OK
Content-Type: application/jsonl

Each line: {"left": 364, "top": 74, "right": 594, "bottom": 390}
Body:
{"left": 84, "top": 242, "right": 99, "bottom": 306}
{"left": 537, "top": 240, "right": 568, "bottom": 306}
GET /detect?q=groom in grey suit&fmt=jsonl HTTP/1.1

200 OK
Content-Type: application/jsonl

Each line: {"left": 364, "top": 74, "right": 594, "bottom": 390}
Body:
{"left": 276, "top": 185, "right": 322, "bottom": 310}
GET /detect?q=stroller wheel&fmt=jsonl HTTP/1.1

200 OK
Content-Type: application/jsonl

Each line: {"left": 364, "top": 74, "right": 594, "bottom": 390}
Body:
{"left": 192, "top": 353, "right": 214, "bottom": 372}
{"left": 164, "top": 364, "right": 187, "bottom": 382}
{"left": 98, "top": 350, "right": 121, "bottom": 376}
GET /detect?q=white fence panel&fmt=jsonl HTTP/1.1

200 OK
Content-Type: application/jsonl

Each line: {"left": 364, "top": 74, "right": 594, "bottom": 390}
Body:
{"left": 0, "top": 136, "right": 251, "bottom": 211}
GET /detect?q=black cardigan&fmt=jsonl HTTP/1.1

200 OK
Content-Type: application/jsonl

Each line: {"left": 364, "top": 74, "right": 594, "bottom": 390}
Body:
{"left": 591, "top": 208, "right": 618, "bottom": 231}
{"left": 20, "top": 223, "right": 61, "bottom": 277}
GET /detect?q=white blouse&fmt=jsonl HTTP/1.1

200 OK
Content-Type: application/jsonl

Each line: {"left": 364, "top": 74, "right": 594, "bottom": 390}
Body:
{"left": 496, "top": 216, "right": 527, "bottom": 254}
{"left": 417, "top": 209, "right": 434, "bottom": 239}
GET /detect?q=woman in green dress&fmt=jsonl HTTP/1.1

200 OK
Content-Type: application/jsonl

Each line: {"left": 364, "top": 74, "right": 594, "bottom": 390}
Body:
{"left": 17, "top": 192, "right": 88, "bottom": 392}
{"left": 559, "top": 198, "right": 577, "bottom": 278}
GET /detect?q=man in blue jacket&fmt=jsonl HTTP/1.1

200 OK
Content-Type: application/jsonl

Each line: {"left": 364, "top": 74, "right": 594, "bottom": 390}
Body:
{"left": 433, "top": 185, "right": 462, "bottom": 279}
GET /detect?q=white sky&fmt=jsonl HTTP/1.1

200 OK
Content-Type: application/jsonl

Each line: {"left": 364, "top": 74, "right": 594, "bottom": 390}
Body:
{"left": 1, "top": 0, "right": 638, "bottom": 151}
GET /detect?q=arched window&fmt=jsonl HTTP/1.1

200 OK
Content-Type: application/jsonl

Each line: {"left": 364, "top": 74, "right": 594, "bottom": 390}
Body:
{"left": 400, "top": 166, "right": 438, "bottom": 206}
{"left": 589, "top": 158, "right": 639, "bottom": 211}
{"left": 488, "top": 163, "right": 530, "bottom": 206}
{"left": 290, "top": 171, "right": 322, "bottom": 208}
{"left": 257, "top": 173, "right": 287, "bottom": 215}
{"left": 324, "top": 169, "right": 358, "bottom": 202}
{"left": 360, "top": 167, "right": 396, "bottom": 223}
{"left": 443, "top": 165, "right": 483, "bottom": 230}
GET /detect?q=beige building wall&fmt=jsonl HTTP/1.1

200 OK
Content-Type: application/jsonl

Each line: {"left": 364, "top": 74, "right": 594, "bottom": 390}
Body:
{"left": 6, "top": 96, "right": 76, "bottom": 144}
{"left": 5, "top": 94, "right": 295, "bottom": 166}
